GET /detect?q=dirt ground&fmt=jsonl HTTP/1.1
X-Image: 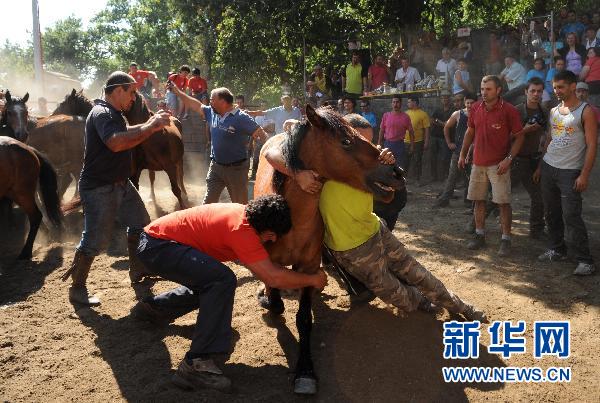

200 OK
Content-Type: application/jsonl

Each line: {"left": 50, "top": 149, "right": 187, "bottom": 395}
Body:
{"left": 1, "top": 154, "right": 599, "bottom": 402}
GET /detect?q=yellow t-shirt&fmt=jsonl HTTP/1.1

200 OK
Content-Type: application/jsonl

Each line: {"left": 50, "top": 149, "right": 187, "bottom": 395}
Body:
{"left": 404, "top": 108, "right": 430, "bottom": 143}
{"left": 319, "top": 180, "right": 380, "bottom": 251}
{"left": 345, "top": 63, "right": 364, "bottom": 95}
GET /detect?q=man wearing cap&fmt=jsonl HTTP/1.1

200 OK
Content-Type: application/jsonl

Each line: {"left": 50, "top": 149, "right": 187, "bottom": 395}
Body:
{"left": 62, "top": 71, "right": 171, "bottom": 306}
{"left": 575, "top": 82, "right": 600, "bottom": 126}
{"left": 247, "top": 94, "right": 302, "bottom": 134}
{"left": 128, "top": 63, "right": 159, "bottom": 99}
{"left": 169, "top": 84, "right": 267, "bottom": 204}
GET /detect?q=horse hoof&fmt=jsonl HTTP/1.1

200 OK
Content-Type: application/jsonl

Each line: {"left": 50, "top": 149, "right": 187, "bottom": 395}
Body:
{"left": 294, "top": 377, "right": 317, "bottom": 395}
{"left": 257, "top": 289, "right": 285, "bottom": 315}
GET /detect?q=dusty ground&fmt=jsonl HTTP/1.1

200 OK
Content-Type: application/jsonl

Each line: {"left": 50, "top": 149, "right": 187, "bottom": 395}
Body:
{"left": 1, "top": 155, "right": 599, "bottom": 402}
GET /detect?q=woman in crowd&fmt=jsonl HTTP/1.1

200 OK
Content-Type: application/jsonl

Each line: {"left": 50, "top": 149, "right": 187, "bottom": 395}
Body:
{"left": 558, "top": 32, "right": 587, "bottom": 75}
{"left": 580, "top": 47, "right": 600, "bottom": 94}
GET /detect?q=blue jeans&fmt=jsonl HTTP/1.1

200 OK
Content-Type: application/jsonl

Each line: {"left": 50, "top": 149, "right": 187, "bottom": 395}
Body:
{"left": 383, "top": 140, "right": 405, "bottom": 169}
{"left": 77, "top": 181, "right": 150, "bottom": 256}
{"left": 137, "top": 232, "right": 237, "bottom": 357}
{"left": 540, "top": 161, "right": 593, "bottom": 263}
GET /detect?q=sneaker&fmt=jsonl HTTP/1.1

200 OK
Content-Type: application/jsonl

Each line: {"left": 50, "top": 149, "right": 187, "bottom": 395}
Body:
{"left": 537, "top": 249, "right": 568, "bottom": 262}
{"left": 497, "top": 239, "right": 511, "bottom": 257}
{"left": 573, "top": 262, "right": 596, "bottom": 276}
{"left": 467, "top": 234, "right": 485, "bottom": 250}
{"left": 130, "top": 300, "right": 176, "bottom": 326}
{"left": 417, "top": 296, "right": 443, "bottom": 314}
{"left": 432, "top": 198, "right": 449, "bottom": 209}
{"left": 172, "top": 358, "right": 232, "bottom": 392}
{"left": 462, "top": 304, "right": 489, "bottom": 323}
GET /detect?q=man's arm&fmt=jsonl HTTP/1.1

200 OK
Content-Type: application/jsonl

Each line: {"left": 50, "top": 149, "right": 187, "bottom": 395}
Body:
{"left": 574, "top": 106, "right": 598, "bottom": 192}
{"left": 264, "top": 145, "right": 322, "bottom": 194}
{"left": 362, "top": 76, "right": 368, "bottom": 93}
{"left": 169, "top": 83, "right": 205, "bottom": 118}
{"left": 105, "top": 112, "right": 170, "bottom": 152}
{"left": 458, "top": 126, "right": 475, "bottom": 169}
{"left": 423, "top": 127, "right": 430, "bottom": 149}
{"left": 247, "top": 110, "right": 266, "bottom": 117}
{"left": 341, "top": 76, "right": 346, "bottom": 92}
{"left": 246, "top": 259, "right": 327, "bottom": 290}
{"left": 367, "top": 68, "right": 373, "bottom": 91}
{"left": 378, "top": 126, "right": 385, "bottom": 146}
{"left": 444, "top": 110, "right": 459, "bottom": 150}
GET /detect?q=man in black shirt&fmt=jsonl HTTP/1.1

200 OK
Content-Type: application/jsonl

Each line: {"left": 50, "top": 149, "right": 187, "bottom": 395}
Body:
{"left": 429, "top": 93, "right": 456, "bottom": 181}
{"left": 62, "top": 71, "right": 170, "bottom": 306}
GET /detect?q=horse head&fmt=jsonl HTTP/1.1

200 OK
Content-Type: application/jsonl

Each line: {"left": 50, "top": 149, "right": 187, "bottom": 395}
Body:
{"left": 291, "top": 104, "right": 405, "bottom": 202}
{"left": 53, "top": 88, "right": 93, "bottom": 117}
{"left": 2, "top": 91, "right": 30, "bottom": 142}
{"left": 123, "top": 91, "right": 151, "bottom": 125}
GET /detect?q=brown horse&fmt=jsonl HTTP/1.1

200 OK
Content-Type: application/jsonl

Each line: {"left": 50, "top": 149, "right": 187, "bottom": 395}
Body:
{"left": 0, "top": 91, "right": 35, "bottom": 141}
{"left": 58, "top": 89, "right": 188, "bottom": 209}
{"left": 0, "top": 136, "right": 62, "bottom": 259}
{"left": 124, "top": 92, "right": 188, "bottom": 209}
{"left": 254, "top": 105, "right": 404, "bottom": 394}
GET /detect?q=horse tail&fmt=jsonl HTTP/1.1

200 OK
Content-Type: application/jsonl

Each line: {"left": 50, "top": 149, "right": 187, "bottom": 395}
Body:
{"left": 61, "top": 195, "right": 81, "bottom": 215}
{"left": 33, "top": 150, "right": 62, "bottom": 227}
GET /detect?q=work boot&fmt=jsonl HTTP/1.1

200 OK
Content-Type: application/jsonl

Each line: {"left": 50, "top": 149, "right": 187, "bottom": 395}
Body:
{"left": 62, "top": 250, "right": 99, "bottom": 306}
{"left": 127, "top": 234, "right": 150, "bottom": 284}
{"left": 172, "top": 357, "right": 232, "bottom": 392}
{"left": 130, "top": 299, "right": 176, "bottom": 326}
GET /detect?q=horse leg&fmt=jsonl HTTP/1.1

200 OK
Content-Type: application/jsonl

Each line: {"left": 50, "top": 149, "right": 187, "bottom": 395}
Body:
{"left": 294, "top": 287, "right": 317, "bottom": 395}
{"left": 148, "top": 170, "right": 156, "bottom": 202}
{"left": 176, "top": 160, "right": 188, "bottom": 196}
{"left": 12, "top": 193, "right": 43, "bottom": 260}
{"left": 165, "top": 166, "right": 186, "bottom": 209}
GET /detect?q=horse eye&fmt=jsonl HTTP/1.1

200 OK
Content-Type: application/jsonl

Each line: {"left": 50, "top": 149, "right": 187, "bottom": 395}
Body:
{"left": 341, "top": 137, "right": 352, "bottom": 147}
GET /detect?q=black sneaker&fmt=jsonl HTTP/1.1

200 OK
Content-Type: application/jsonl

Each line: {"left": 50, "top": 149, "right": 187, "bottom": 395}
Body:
{"left": 172, "top": 358, "right": 232, "bottom": 392}
{"left": 467, "top": 234, "right": 486, "bottom": 250}
{"left": 537, "top": 249, "right": 568, "bottom": 262}
{"left": 130, "top": 300, "right": 176, "bottom": 326}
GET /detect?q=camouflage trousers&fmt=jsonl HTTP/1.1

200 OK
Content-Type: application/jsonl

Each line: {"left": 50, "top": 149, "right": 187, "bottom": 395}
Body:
{"left": 331, "top": 222, "right": 469, "bottom": 314}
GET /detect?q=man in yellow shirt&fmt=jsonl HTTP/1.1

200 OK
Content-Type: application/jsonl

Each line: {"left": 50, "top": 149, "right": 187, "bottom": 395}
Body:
{"left": 265, "top": 113, "right": 486, "bottom": 321}
{"left": 404, "top": 97, "right": 431, "bottom": 185}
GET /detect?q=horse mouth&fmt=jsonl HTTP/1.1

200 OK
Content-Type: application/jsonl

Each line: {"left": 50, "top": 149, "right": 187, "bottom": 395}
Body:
{"left": 374, "top": 181, "right": 395, "bottom": 192}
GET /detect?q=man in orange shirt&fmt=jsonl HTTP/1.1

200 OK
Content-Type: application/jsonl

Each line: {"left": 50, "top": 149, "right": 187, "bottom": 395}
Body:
{"left": 188, "top": 67, "right": 208, "bottom": 101}
{"left": 132, "top": 195, "right": 327, "bottom": 392}
{"left": 128, "top": 62, "right": 159, "bottom": 98}
{"left": 168, "top": 65, "right": 191, "bottom": 118}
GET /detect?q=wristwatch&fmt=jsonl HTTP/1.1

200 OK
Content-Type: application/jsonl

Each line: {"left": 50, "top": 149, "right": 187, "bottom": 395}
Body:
{"left": 506, "top": 153, "right": 513, "bottom": 161}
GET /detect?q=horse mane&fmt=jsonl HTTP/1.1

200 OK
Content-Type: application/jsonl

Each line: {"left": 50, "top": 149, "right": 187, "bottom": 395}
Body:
{"left": 52, "top": 90, "right": 94, "bottom": 117}
{"left": 272, "top": 107, "right": 351, "bottom": 193}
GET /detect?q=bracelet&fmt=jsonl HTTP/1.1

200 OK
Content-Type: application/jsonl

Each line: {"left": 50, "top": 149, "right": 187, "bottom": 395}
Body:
{"left": 505, "top": 154, "right": 513, "bottom": 161}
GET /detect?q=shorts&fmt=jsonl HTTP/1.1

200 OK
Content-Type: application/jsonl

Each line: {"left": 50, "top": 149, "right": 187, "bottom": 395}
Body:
{"left": 467, "top": 164, "right": 511, "bottom": 204}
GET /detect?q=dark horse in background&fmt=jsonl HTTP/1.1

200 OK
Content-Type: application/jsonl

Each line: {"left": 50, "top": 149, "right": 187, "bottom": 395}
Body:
{"left": 253, "top": 105, "right": 404, "bottom": 394}
{"left": 58, "top": 89, "right": 188, "bottom": 209}
{"left": 1, "top": 90, "right": 86, "bottom": 200}
{"left": 0, "top": 135, "right": 62, "bottom": 259}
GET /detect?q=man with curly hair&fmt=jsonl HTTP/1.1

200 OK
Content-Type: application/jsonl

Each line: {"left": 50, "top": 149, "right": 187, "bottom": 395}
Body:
{"left": 131, "top": 195, "right": 327, "bottom": 391}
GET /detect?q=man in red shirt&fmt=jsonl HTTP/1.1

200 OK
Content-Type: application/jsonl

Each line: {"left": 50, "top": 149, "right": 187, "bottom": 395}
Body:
{"left": 368, "top": 54, "right": 391, "bottom": 91}
{"left": 459, "top": 75, "right": 536, "bottom": 256}
{"left": 168, "top": 65, "right": 191, "bottom": 118}
{"left": 187, "top": 67, "right": 208, "bottom": 101}
{"left": 132, "top": 195, "right": 326, "bottom": 392}
{"left": 128, "top": 63, "right": 159, "bottom": 98}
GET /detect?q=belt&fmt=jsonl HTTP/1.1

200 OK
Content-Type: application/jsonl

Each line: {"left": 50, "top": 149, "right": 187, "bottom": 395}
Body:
{"left": 213, "top": 158, "right": 248, "bottom": 167}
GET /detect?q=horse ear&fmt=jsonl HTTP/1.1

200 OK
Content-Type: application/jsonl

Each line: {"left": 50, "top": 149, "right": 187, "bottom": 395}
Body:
{"left": 22, "top": 93, "right": 29, "bottom": 103}
{"left": 5, "top": 91, "right": 11, "bottom": 103}
{"left": 305, "top": 104, "right": 325, "bottom": 129}
{"left": 71, "top": 88, "right": 77, "bottom": 97}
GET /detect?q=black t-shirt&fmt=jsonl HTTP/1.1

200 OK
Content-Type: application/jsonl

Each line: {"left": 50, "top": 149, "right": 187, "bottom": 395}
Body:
{"left": 431, "top": 107, "right": 455, "bottom": 139}
{"left": 79, "top": 99, "right": 132, "bottom": 190}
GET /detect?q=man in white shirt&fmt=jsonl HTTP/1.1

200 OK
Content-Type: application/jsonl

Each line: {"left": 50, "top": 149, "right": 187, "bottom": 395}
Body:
{"left": 436, "top": 48, "right": 457, "bottom": 88}
{"left": 394, "top": 57, "right": 421, "bottom": 89}
{"left": 583, "top": 27, "right": 597, "bottom": 49}
{"left": 500, "top": 56, "right": 527, "bottom": 90}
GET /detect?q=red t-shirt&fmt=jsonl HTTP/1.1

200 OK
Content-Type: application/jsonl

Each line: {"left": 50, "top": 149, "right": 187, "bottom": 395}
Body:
{"left": 188, "top": 76, "right": 207, "bottom": 94}
{"left": 130, "top": 70, "right": 150, "bottom": 90}
{"left": 584, "top": 56, "right": 600, "bottom": 83}
{"left": 168, "top": 73, "right": 188, "bottom": 90}
{"left": 368, "top": 64, "right": 389, "bottom": 89}
{"left": 144, "top": 203, "right": 269, "bottom": 265}
{"left": 468, "top": 99, "right": 523, "bottom": 166}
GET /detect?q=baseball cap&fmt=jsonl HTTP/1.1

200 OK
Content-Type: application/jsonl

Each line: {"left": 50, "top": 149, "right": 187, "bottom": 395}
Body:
{"left": 576, "top": 82, "right": 589, "bottom": 90}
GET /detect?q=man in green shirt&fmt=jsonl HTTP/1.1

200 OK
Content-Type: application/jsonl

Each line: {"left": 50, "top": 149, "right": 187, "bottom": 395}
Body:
{"left": 265, "top": 114, "right": 487, "bottom": 321}
{"left": 342, "top": 50, "right": 367, "bottom": 98}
